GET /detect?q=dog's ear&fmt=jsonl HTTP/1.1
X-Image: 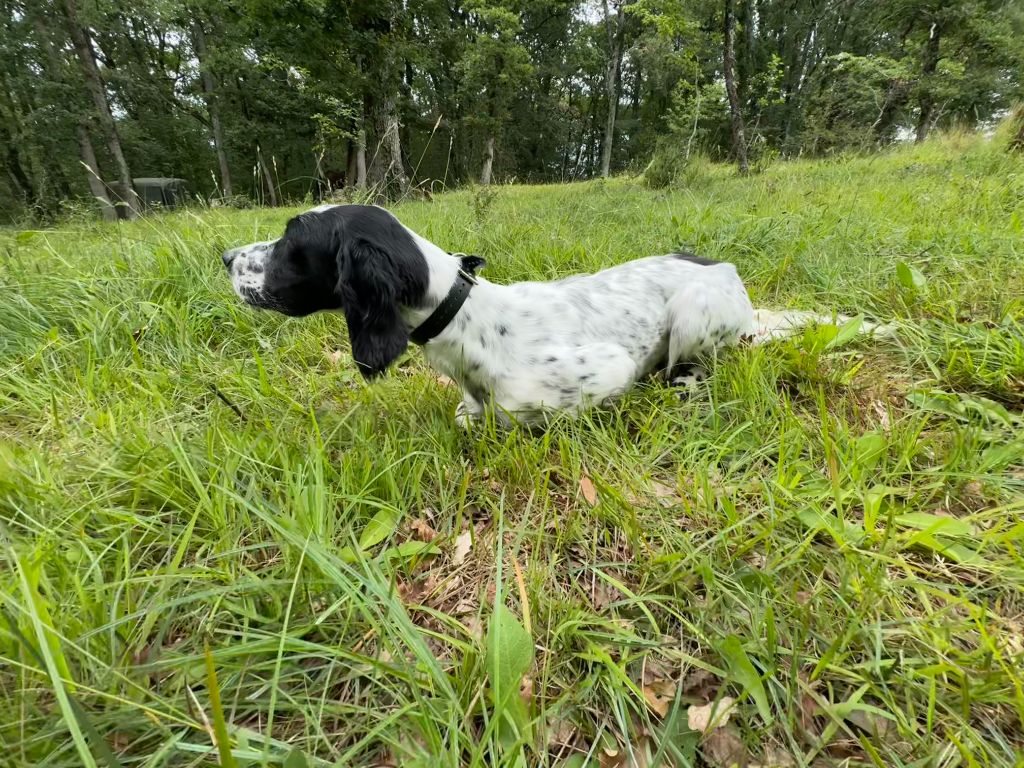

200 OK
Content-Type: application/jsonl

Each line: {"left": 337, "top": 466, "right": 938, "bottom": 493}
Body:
{"left": 335, "top": 237, "right": 412, "bottom": 378}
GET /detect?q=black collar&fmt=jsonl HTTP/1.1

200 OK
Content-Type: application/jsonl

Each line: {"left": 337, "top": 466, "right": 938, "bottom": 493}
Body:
{"left": 410, "top": 254, "right": 486, "bottom": 345}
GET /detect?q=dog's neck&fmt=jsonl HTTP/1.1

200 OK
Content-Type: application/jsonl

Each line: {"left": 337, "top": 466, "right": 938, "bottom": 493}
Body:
{"left": 402, "top": 231, "right": 471, "bottom": 327}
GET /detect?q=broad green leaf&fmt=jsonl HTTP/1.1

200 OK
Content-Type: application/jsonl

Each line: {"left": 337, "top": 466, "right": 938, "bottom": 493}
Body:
{"left": 853, "top": 431, "right": 887, "bottom": 474}
{"left": 486, "top": 603, "right": 534, "bottom": 711}
{"left": 901, "top": 531, "right": 983, "bottom": 565}
{"left": 716, "top": 635, "right": 772, "bottom": 724}
{"left": 825, "top": 315, "right": 863, "bottom": 349}
{"left": 896, "top": 261, "right": 926, "bottom": 291}
{"left": 379, "top": 540, "right": 441, "bottom": 563}
{"left": 894, "top": 512, "right": 974, "bottom": 538}
{"left": 15, "top": 230, "right": 37, "bottom": 245}
{"left": 283, "top": 748, "right": 309, "bottom": 768}
{"left": 358, "top": 508, "right": 399, "bottom": 551}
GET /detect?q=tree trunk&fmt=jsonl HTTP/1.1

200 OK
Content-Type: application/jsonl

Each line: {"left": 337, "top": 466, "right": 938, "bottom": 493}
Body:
{"left": 723, "top": 0, "right": 749, "bottom": 174}
{"left": 77, "top": 125, "right": 116, "bottom": 221}
{"left": 193, "top": 20, "right": 233, "bottom": 197}
{"left": 356, "top": 126, "right": 368, "bottom": 189}
{"left": 256, "top": 145, "right": 278, "bottom": 206}
{"left": 915, "top": 22, "right": 941, "bottom": 144}
{"left": 480, "top": 135, "right": 495, "bottom": 185}
{"left": 600, "top": 0, "right": 625, "bottom": 179}
{"left": 61, "top": 0, "right": 139, "bottom": 217}
{"left": 382, "top": 94, "right": 408, "bottom": 193}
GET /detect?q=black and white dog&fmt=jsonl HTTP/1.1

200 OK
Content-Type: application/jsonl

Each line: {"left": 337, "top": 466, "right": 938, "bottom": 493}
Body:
{"left": 222, "top": 204, "right": 860, "bottom": 426}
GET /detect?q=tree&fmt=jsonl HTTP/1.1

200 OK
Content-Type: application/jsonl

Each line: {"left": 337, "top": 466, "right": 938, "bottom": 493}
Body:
{"left": 60, "top": 0, "right": 139, "bottom": 217}
{"left": 456, "top": 0, "right": 533, "bottom": 185}
{"left": 192, "top": 16, "right": 233, "bottom": 197}
{"left": 722, "top": 0, "right": 748, "bottom": 173}
{"left": 599, "top": 0, "right": 629, "bottom": 178}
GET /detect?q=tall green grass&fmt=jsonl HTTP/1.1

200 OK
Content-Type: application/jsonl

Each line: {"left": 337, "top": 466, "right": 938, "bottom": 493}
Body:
{"left": 1, "top": 134, "right": 1022, "bottom": 767}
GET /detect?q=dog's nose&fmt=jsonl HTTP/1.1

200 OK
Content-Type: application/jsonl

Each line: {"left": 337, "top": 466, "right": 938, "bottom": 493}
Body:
{"left": 221, "top": 249, "right": 237, "bottom": 269}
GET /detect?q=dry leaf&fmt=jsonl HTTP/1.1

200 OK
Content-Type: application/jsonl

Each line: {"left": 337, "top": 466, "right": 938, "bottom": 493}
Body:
{"left": 750, "top": 745, "right": 796, "bottom": 768}
{"left": 846, "top": 709, "right": 890, "bottom": 738}
{"left": 451, "top": 531, "right": 472, "bottom": 566}
{"left": 688, "top": 696, "right": 737, "bottom": 734}
{"left": 682, "top": 668, "right": 717, "bottom": 697}
{"left": 580, "top": 475, "right": 599, "bottom": 506}
{"left": 642, "top": 679, "right": 676, "bottom": 717}
{"left": 327, "top": 348, "right": 344, "bottom": 365}
{"left": 519, "top": 676, "right": 534, "bottom": 706}
{"left": 649, "top": 480, "right": 679, "bottom": 507}
{"left": 436, "top": 374, "right": 455, "bottom": 387}
{"left": 641, "top": 656, "right": 675, "bottom": 686}
{"left": 410, "top": 518, "right": 437, "bottom": 542}
{"left": 703, "top": 724, "right": 747, "bottom": 768}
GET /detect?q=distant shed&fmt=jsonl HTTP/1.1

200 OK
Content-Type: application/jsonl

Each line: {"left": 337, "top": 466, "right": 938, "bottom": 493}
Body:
{"left": 106, "top": 178, "right": 190, "bottom": 218}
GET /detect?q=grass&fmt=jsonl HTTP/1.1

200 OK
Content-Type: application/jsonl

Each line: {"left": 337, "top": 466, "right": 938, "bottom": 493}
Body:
{"left": 1, "top": 132, "right": 1023, "bottom": 768}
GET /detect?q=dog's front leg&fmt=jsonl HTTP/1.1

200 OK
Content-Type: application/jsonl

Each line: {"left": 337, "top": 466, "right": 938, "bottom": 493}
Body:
{"left": 455, "top": 392, "right": 484, "bottom": 430}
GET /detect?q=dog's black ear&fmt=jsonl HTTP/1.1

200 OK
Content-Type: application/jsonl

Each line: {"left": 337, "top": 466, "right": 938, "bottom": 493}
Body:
{"left": 335, "top": 238, "right": 412, "bottom": 378}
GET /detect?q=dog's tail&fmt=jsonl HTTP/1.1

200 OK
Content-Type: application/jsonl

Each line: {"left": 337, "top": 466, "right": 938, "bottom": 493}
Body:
{"left": 749, "top": 309, "right": 896, "bottom": 344}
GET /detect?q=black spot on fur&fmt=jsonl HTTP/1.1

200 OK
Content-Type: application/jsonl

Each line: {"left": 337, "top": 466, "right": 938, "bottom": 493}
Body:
{"left": 673, "top": 251, "right": 720, "bottom": 266}
{"left": 498, "top": 325, "right": 509, "bottom": 336}
{"left": 546, "top": 356, "right": 558, "bottom": 363}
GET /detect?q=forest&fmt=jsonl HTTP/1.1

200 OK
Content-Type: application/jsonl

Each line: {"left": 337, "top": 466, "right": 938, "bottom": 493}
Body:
{"left": 2, "top": 0, "right": 1022, "bottom": 221}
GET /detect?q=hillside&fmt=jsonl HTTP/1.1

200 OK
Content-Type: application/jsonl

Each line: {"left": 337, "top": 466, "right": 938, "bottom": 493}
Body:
{"left": 1, "top": 136, "right": 1023, "bottom": 767}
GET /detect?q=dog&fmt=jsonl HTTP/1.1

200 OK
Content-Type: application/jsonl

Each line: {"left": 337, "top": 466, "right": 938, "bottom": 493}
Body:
{"left": 221, "top": 204, "right": 874, "bottom": 426}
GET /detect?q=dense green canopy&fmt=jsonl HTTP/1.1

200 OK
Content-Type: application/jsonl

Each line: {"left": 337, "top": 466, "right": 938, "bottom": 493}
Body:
{"left": 1, "top": 0, "right": 1021, "bottom": 220}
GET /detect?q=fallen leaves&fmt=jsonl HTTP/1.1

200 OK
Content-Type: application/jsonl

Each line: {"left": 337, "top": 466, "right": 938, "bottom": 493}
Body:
{"left": 687, "top": 696, "right": 737, "bottom": 734}
{"left": 642, "top": 679, "right": 676, "bottom": 717}
{"left": 703, "top": 725, "right": 748, "bottom": 768}
{"left": 580, "top": 474, "right": 599, "bottom": 506}
{"left": 409, "top": 518, "right": 437, "bottom": 542}
{"left": 451, "top": 531, "right": 473, "bottom": 566}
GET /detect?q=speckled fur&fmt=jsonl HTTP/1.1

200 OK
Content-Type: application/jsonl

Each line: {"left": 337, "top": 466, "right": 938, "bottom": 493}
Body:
{"left": 223, "top": 205, "right": 888, "bottom": 427}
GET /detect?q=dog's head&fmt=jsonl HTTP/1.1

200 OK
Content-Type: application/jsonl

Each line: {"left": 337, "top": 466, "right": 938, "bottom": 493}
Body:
{"left": 222, "top": 205, "right": 430, "bottom": 378}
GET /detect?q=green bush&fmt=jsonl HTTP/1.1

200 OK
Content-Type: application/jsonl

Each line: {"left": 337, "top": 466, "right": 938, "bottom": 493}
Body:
{"left": 642, "top": 143, "right": 710, "bottom": 189}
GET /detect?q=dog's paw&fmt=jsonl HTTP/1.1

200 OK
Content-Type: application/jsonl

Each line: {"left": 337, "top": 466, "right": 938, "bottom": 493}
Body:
{"left": 670, "top": 364, "right": 708, "bottom": 398}
{"left": 454, "top": 401, "right": 476, "bottom": 431}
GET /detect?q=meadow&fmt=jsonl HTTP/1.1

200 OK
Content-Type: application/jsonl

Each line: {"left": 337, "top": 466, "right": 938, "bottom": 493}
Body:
{"left": 1, "top": 134, "right": 1023, "bottom": 767}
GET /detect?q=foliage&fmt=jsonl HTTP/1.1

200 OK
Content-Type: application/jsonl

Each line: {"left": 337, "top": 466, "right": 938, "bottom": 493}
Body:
{"left": 0, "top": 0, "right": 1022, "bottom": 220}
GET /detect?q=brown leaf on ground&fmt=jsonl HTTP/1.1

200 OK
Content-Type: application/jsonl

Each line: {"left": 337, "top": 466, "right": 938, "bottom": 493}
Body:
{"left": 681, "top": 668, "right": 718, "bottom": 698}
{"left": 649, "top": 480, "right": 679, "bottom": 507}
{"left": 703, "top": 724, "right": 747, "bottom": 768}
{"left": 688, "top": 696, "right": 736, "bottom": 734}
{"left": 643, "top": 679, "right": 676, "bottom": 717}
{"left": 846, "top": 709, "right": 891, "bottom": 738}
{"left": 410, "top": 518, "right": 438, "bottom": 542}
{"left": 436, "top": 374, "right": 455, "bottom": 387}
{"left": 580, "top": 474, "right": 599, "bottom": 506}
{"left": 750, "top": 745, "right": 796, "bottom": 767}
{"left": 547, "top": 717, "right": 577, "bottom": 750}
{"left": 797, "top": 688, "right": 819, "bottom": 736}
{"left": 592, "top": 581, "right": 623, "bottom": 611}
{"left": 326, "top": 348, "right": 344, "bottom": 366}
{"left": 520, "top": 676, "right": 534, "bottom": 707}
{"left": 451, "top": 531, "right": 472, "bottom": 566}
{"left": 641, "top": 656, "right": 675, "bottom": 686}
